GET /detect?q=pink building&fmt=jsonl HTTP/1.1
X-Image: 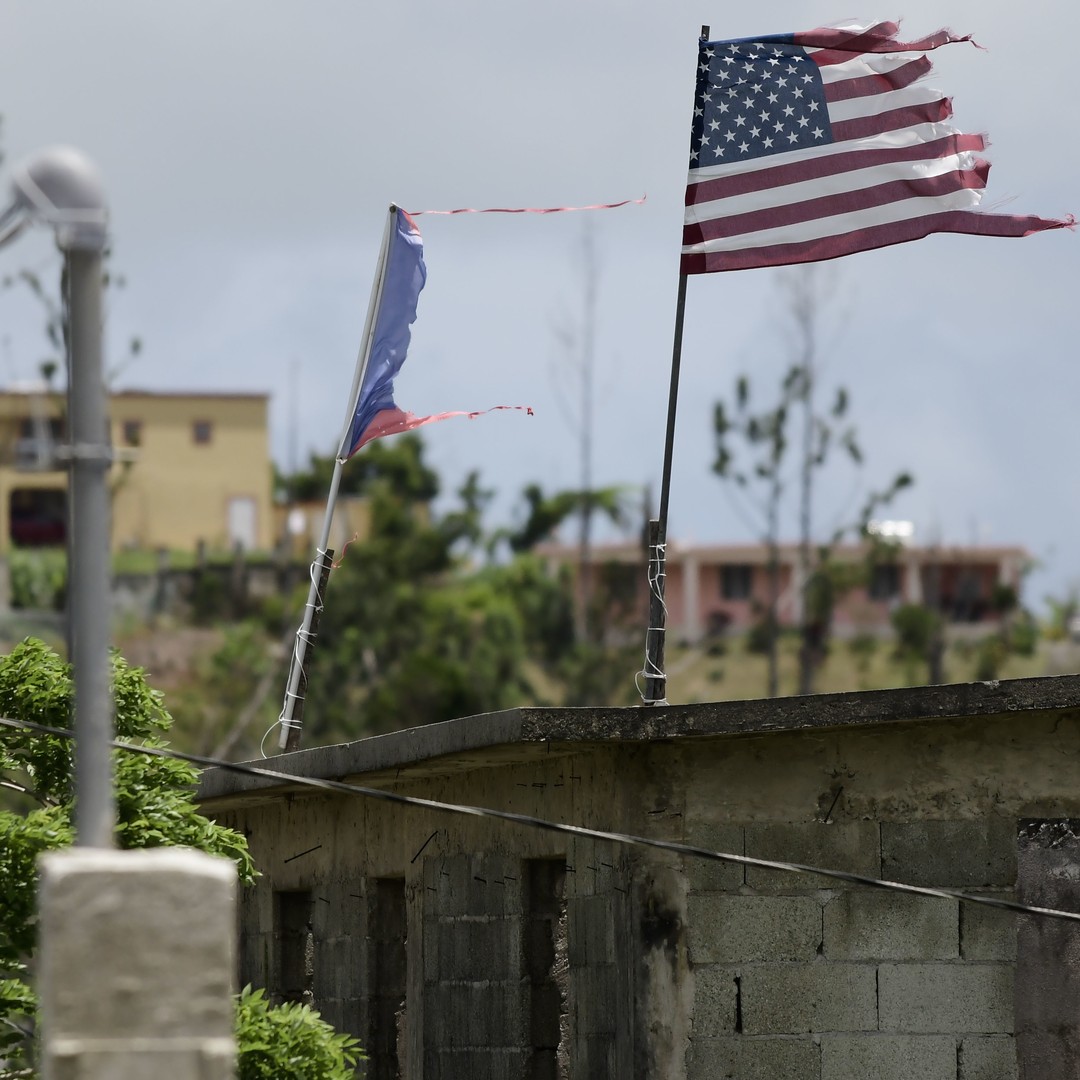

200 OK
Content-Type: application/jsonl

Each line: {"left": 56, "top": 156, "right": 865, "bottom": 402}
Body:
{"left": 539, "top": 540, "right": 1029, "bottom": 643}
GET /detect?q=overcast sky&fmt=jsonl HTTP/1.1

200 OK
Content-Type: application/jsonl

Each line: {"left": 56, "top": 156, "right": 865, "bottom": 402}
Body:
{"left": 0, "top": 2, "right": 1076, "bottom": 610}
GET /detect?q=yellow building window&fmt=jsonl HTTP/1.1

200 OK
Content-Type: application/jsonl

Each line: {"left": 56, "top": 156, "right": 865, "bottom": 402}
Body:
{"left": 192, "top": 420, "right": 213, "bottom": 445}
{"left": 122, "top": 419, "right": 142, "bottom": 447}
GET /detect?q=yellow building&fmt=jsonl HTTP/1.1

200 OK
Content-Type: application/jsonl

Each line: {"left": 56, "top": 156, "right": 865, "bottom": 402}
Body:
{"left": 0, "top": 388, "right": 273, "bottom": 554}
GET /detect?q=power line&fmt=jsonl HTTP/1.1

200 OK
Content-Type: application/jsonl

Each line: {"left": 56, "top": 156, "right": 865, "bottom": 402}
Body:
{"left": 2, "top": 714, "right": 1078, "bottom": 924}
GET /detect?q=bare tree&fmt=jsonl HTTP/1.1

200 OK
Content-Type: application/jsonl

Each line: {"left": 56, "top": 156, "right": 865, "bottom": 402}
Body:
{"left": 713, "top": 371, "right": 802, "bottom": 697}
{"left": 714, "top": 269, "right": 912, "bottom": 698}
{"left": 551, "top": 224, "right": 601, "bottom": 643}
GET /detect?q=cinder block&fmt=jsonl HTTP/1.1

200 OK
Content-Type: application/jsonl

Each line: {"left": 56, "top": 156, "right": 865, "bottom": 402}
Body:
{"left": 429, "top": 1048, "right": 529, "bottom": 1080}
{"left": 959, "top": 1035, "right": 1018, "bottom": 1079}
{"left": 820, "top": 1035, "right": 956, "bottom": 1080}
{"left": 437, "top": 917, "right": 518, "bottom": 981}
{"left": 878, "top": 964, "right": 1014, "bottom": 1034}
{"left": 424, "top": 980, "right": 522, "bottom": 1048}
{"left": 692, "top": 966, "right": 738, "bottom": 1036}
{"left": 315, "top": 932, "right": 365, "bottom": 1001}
{"left": 566, "top": 838, "right": 622, "bottom": 899}
{"left": 960, "top": 897, "right": 1016, "bottom": 961}
{"left": 575, "top": 1033, "right": 616, "bottom": 1077}
{"left": 688, "top": 1036, "right": 819, "bottom": 1079}
{"left": 425, "top": 854, "right": 523, "bottom": 917}
{"left": 741, "top": 964, "right": 877, "bottom": 1034}
{"left": 823, "top": 892, "right": 957, "bottom": 961}
{"left": 568, "top": 895, "right": 616, "bottom": 966}
{"left": 685, "top": 822, "right": 746, "bottom": 892}
{"left": 745, "top": 822, "right": 880, "bottom": 891}
{"left": 881, "top": 819, "right": 1016, "bottom": 888}
{"left": 1015, "top": 820, "right": 1080, "bottom": 1080}
{"left": 688, "top": 894, "right": 822, "bottom": 963}
{"left": 574, "top": 964, "right": 620, "bottom": 1035}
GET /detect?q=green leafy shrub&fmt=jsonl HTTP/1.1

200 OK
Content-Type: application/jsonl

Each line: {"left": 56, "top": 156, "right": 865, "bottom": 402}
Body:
{"left": 973, "top": 634, "right": 1008, "bottom": 682}
{"left": 0, "top": 639, "right": 362, "bottom": 1077}
{"left": 8, "top": 548, "right": 66, "bottom": 611}
{"left": 746, "top": 615, "right": 779, "bottom": 656}
{"left": 890, "top": 603, "right": 940, "bottom": 661}
{"left": 1009, "top": 613, "right": 1039, "bottom": 658}
{"left": 235, "top": 986, "right": 364, "bottom": 1080}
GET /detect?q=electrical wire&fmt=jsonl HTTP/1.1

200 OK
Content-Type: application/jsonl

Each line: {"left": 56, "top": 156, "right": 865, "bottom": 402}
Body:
{"left": 2, "top": 714, "right": 1078, "bottom": 924}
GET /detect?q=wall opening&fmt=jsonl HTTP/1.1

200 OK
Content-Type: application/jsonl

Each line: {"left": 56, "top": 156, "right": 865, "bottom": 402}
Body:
{"left": 9, "top": 488, "right": 66, "bottom": 548}
{"left": 369, "top": 877, "right": 407, "bottom": 1080}
{"left": 273, "top": 890, "right": 314, "bottom": 1005}
{"left": 524, "top": 858, "right": 568, "bottom": 1080}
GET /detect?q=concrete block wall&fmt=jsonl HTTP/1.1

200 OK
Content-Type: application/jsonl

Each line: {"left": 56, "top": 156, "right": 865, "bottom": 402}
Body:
{"left": 684, "top": 817, "right": 1019, "bottom": 1080}
{"left": 565, "top": 838, "right": 634, "bottom": 1078}
{"left": 208, "top": 710, "right": 1080, "bottom": 1077}
{"left": 218, "top": 750, "right": 638, "bottom": 1078}
{"left": 421, "top": 851, "right": 525, "bottom": 1077}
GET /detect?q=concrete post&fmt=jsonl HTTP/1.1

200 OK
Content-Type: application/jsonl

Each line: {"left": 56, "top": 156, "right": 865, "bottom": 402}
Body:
{"left": 39, "top": 847, "right": 237, "bottom": 1080}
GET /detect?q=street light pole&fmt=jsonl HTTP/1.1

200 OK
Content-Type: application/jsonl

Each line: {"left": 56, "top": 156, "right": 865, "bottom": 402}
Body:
{"left": 64, "top": 244, "right": 112, "bottom": 846}
{"left": 8, "top": 147, "right": 113, "bottom": 847}
{"left": 2, "top": 147, "right": 240, "bottom": 1080}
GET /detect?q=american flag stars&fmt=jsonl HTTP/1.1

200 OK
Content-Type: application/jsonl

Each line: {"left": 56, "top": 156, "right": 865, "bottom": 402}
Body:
{"left": 689, "top": 41, "right": 833, "bottom": 166}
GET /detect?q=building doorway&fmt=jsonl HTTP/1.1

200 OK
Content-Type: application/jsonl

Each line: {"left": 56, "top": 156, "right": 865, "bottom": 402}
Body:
{"left": 10, "top": 488, "right": 66, "bottom": 548}
{"left": 227, "top": 496, "right": 257, "bottom": 551}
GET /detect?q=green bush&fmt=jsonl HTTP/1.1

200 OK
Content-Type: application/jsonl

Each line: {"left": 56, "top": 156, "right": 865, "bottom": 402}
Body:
{"left": 236, "top": 986, "right": 364, "bottom": 1080}
{"left": 746, "top": 615, "right": 779, "bottom": 656}
{"left": 973, "top": 635, "right": 1008, "bottom": 682}
{"left": 1009, "top": 613, "right": 1039, "bottom": 658}
{"left": 890, "top": 604, "right": 939, "bottom": 660}
{"left": 0, "top": 640, "right": 364, "bottom": 1077}
{"left": 848, "top": 632, "right": 878, "bottom": 666}
{"left": 8, "top": 548, "right": 66, "bottom": 611}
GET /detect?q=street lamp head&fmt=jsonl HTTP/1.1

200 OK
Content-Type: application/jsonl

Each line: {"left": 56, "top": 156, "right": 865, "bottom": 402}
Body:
{"left": 10, "top": 146, "right": 108, "bottom": 252}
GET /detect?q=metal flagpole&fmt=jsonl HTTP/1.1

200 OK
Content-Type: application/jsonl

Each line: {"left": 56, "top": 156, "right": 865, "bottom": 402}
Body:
{"left": 278, "top": 204, "right": 397, "bottom": 751}
{"left": 642, "top": 25, "right": 709, "bottom": 707}
{"left": 642, "top": 274, "right": 688, "bottom": 706}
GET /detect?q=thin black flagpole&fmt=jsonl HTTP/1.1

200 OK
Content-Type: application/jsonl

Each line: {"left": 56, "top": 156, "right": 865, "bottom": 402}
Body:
{"left": 643, "top": 273, "right": 688, "bottom": 705}
{"left": 642, "top": 24, "right": 709, "bottom": 706}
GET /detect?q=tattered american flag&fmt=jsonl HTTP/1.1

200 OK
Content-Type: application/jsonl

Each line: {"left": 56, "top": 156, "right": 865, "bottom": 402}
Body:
{"left": 682, "top": 21, "right": 1072, "bottom": 273}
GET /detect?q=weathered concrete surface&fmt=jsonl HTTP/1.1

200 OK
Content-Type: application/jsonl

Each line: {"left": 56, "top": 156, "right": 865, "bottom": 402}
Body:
{"left": 823, "top": 892, "right": 957, "bottom": 962}
{"left": 197, "top": 673, "right": 1080, "bottom": 1078}
{"left": 1015, "top": 819, "right": 1080, "bottom": 1080}
{"left": 39, "top": 847, "right": 236, "bottom": 1080}
{"left": 198, "top": 673, "right": 1080, "bottom": 805}
{"left": 820, "top": 1035, "right": 956, "bottom": 1080}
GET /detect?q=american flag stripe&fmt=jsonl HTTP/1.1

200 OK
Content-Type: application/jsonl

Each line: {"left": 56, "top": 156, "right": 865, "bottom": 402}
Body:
{"left": 683, "top": 209, "right": 1064, "bottom": 274}
{"left": 686, "top": 118, "right": 971, "bottom": 245}
{"left": 688, "top": 142, "right": 979, "bottom": 224}
{"left": 821, "top": 55, "right": 931, "bottom": 102}
{"left": 830, "top": 97, "right": 952, "bottom": 141}
{"left": 686, "top": 160, "right": 989, "bottom": 246}
{"left": 791, "top": 22, "right": 974, "bottom": 63}
{"left": 683, "top": 22, "right": 1071, "bottom": 273}
{"left": 686, "top": 131, "right": 986, "bottom": 207}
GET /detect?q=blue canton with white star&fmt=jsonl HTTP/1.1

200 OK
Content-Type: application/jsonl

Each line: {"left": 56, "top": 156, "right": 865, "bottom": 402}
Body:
{"left": 690, "top": 39, "right": 834, "bottom": 169}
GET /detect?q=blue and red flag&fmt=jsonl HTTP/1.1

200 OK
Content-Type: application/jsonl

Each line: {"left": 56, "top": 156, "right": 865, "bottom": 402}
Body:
{"left": 342, "top": 208, "right": 429, "bottom": 457}
{"left": 342, "top": 207, "right": 529, "bottom": 459}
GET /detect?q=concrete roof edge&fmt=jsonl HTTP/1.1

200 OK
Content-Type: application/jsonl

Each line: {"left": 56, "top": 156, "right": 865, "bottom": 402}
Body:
{"left": 197, "top": 674, "right": 1080, "bottom": 804}
{"left": 197, "top": 706, "right": 526, "bottom": 802}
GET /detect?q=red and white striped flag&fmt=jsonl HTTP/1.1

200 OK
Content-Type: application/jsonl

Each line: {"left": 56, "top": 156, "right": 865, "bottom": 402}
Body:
{"left": 682, "top": 21, "right": 1072, "bottom": 273}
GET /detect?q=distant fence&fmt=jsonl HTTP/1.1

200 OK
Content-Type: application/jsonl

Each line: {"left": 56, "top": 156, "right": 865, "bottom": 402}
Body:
{"left": 114, "top": 555, "right": 304, "bottom": 623}
{"left": 1, "top": 548, "right": 308, "bottom": 626}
